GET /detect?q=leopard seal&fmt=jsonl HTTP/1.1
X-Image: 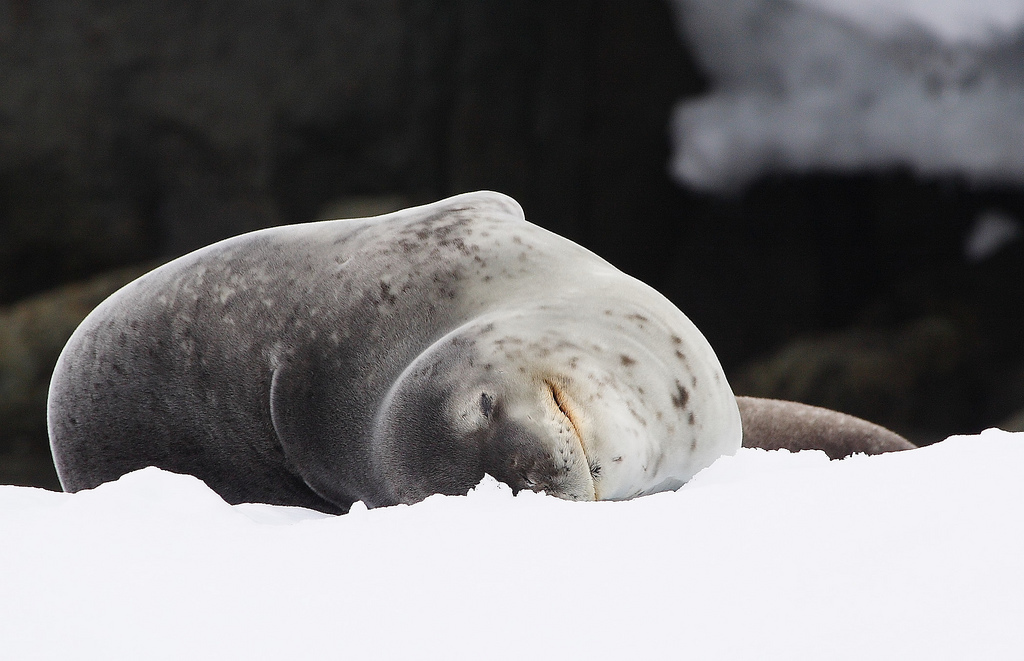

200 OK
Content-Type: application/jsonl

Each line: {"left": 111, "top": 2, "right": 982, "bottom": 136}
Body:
{"left": 47, "top": 191, "right": 745, "bottom": 513}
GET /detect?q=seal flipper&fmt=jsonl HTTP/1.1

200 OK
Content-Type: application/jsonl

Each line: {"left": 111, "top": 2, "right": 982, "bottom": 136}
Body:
{"left": 737, "top": 396, "right": 916, "bottom": 459}
{"left": 269, "top": 360, "right": 361, "bottom": 514}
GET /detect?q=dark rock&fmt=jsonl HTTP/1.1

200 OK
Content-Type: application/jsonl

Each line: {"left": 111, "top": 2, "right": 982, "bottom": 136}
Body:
{"left": 316, "top": 195, "right": 411, "bottom": 221}
{"left": 730, "top": 316, "right": 978, "bottom": 444}
{"left": 0, "top": 0, "right": 701, "bottom": 304}
{"left": 1000, "top": 410, "right": 1024, "bottom": 433}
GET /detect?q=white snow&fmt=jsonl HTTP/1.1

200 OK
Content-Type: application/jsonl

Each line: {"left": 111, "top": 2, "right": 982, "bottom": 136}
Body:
{"left": 2, "top": 429, "right": 1023, "bottom": 659}
{"left": 667, "top": 0, "right": 1024, "bottom": 191}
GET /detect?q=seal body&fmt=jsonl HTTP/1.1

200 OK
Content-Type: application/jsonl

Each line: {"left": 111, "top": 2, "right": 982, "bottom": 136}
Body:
{"left": 48, "top": 191, "right": 743, "bottom": 513}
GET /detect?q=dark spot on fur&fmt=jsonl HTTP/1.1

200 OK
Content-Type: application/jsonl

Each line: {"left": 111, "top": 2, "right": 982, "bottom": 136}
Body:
{"left": 690, "top": 438, "right": 698, "bottom": 452}
{"left": 619, "top": 354, "right": 636, "bottom": 367}
{"left": 589, "top": 460, "right": 602, "bottom": 478}
{"left": 671, "top": 380, "right": 689, "bottom": 409}
{"left": 627, "top": 402, "right": 648, "bottom": 427}
{"left": 675, "top": 350, "right": 686, "bottom": 361}
{"left": 671, "top": 335, "right": 682, "bottom": 345}
{"left": 440, "top": 236, "right": 473, "bottom": 256}
{"left": 626, "top": 313, "right": 649, "bottom": 324}
{"left": 379, "top": 281, "right": 397, "bottom": 305}
{"left": 688, "top": 411, "right": 695, "bottom": 425}
{"left": 480, "top": 392, "right": 495, "bottom": 418}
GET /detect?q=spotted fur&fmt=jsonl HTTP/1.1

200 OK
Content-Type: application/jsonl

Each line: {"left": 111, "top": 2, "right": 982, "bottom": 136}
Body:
{"left": 48, "top": 192, "right": 745, "bottom": 513}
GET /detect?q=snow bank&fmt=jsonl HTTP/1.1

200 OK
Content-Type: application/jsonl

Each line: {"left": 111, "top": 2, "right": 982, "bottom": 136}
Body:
{"left": 667, "top": 0, "right": 1024, "bottom": 190}
{"left": 1, "top": 430, "right": 1022, "bottom": 659}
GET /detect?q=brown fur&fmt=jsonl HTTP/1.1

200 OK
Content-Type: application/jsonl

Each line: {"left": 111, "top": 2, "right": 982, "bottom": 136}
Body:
{"left": 737, "top": 396, "right": 916, "bottom": 459}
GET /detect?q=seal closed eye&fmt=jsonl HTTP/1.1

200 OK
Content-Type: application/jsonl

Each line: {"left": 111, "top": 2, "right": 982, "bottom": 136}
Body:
{"left": 545, "top": 380, "right": 580, "bottom": 443}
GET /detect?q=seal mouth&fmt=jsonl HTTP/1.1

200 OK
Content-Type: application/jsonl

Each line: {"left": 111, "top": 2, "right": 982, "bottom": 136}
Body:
{"left": 545, "top": 379, "right": 598, "bottom": 500}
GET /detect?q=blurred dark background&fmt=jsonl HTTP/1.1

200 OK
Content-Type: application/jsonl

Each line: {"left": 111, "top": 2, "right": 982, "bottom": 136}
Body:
{"left": 2, "top": 1, "right": 1022, "bottom": 490}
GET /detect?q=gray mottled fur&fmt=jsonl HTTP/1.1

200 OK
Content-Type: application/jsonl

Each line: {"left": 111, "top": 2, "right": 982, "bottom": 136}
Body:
{"left": 49, "top": 193, "right": 533, "bottom": 513}
{"left": 49, "top": 191, "right": 744, "bottom": 513}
